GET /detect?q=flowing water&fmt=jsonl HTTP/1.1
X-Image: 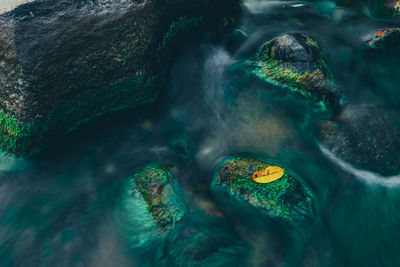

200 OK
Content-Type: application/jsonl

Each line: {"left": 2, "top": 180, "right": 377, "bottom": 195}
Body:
{"left": 1, "top": 0, "right": 400, "bottom": 266}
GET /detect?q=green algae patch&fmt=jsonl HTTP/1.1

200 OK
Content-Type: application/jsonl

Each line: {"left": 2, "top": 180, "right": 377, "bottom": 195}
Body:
{"left": 253, "top": 33, "right": 338, "bottom": 105}
{"left": 0, "top": 112, "right": 30, "bottom": 155}
{"left": 131, "top": 165, "right": 187, "bottom": 229}
{"left": 211, "top": 157, "right": 315, "bottom": 224}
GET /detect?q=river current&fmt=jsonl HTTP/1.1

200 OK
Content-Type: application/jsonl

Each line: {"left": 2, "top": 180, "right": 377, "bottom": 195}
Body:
{"left": 1, "top": 0, "right": 400, "bottom": 266}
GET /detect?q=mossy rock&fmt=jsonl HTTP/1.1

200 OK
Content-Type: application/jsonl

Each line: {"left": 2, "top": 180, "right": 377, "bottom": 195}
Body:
{"left": 253, "top": 33, "right": 339, "bottom": 105}
{"left": 211, "top": 157, "right": 315, "bottom": 224}
{"left": 131, "top": 164, "right": 187, "bottom": 230}
{"left": 319, "top": 105, "right": 400, "bottom": 176}
{"left": 0, "top": 0, "right": 241, "bottom": 156}
{"left": 367, "top": 28, "right": 400, "bottom": 50}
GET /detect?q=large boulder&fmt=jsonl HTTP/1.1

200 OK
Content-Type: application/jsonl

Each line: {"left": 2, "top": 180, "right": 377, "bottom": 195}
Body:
{"left": 253, "top": 33, "right": 339, "bottom": 105}
{"left": 211, "top": 157, "right": 315, "bottom": 224}
{"left": 319, "top": 105, "right": 400, "bottom": 176}
{"left": 0, "top": 0, "right": 239, "bottom": 156}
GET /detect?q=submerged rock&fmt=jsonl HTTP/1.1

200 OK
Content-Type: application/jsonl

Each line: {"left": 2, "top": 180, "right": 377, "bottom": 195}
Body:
{"left": 169, "top": 136, "right": 196, "bottom": 160}
{"left": 319, "top": 105, "right": 400, "bottom": 176}
{"left": 130, "top": 165, "right": 187, "bottom": 229}
{"left": 367, "top": 28, "right": 400, "bottom": 50}
{"left": 253, "top": 33, "right": 338, "bottom": 105}
{"left": 0, "top": 0, "right": 240, "bottom": 156}
{"left": 167, "top": 215, "right": 250, "bottom": 266}
{"left": 116, "top": 164, "right": 250, "bottom": 265}
{"left": 211, "top": 157, "right": 315, "bottom": 224}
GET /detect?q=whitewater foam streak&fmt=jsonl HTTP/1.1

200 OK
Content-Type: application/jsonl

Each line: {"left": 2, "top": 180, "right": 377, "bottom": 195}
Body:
{"left": 243, "top": 0, "right": 290, "bottom": 14}
{"left": 202, "top": 47, "right": 236, "bottom": 119}
{"left": 319, "top": 144, "right": 400, "bottom": 187}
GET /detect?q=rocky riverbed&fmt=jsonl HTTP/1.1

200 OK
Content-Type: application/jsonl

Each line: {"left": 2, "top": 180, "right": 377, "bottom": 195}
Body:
{"left": 0, "top": 0, "right": 400, "bottom": 266}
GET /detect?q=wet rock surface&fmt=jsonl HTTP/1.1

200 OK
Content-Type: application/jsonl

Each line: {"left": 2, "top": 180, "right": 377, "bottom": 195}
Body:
{"left": 319, "top": 105, "right": 400, "bottom": 176}
{"left": 253, "top": 33, "right": 339, "bottom": 105}
{"left": 211, "top": 157, "right": 315, "bottom": 224}
{"left": 367, "top": 28, "right": 400, "bottom": 50}
{"left": 0, "top": 0, "right": 239, "bottom": 156}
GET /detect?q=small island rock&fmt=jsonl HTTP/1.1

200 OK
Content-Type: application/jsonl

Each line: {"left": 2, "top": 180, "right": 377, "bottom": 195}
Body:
{"left": 211, "top": 157, "right": 315, "bottom": 224}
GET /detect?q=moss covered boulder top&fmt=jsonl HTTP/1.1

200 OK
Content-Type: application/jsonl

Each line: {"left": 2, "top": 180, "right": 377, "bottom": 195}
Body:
{"left": 253, "top": 33, "right": 338, "bottom": 105}
{"left": 212, "top": 157, "right": 315, "bottom": 223}
{"left": 131, "top": 165, "right": 186, "bottom": 229}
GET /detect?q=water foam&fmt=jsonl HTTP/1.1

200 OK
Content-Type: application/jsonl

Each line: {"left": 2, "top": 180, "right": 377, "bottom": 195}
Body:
{"left": 319, "top": 144, "right": 400, "bottom": 187}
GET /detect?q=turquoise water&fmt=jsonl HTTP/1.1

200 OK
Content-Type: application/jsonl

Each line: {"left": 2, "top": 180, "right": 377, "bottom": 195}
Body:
{"left": 1, "top": 0, "right": 400, "bottom": 266}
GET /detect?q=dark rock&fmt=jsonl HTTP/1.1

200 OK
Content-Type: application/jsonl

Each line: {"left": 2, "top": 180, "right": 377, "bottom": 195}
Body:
{"left": 367, "top": 28, "right": 400, "bottom": 50}
{"left": 0, "top": 0, "right": 240, "bottom": 156}
{"left": 211, "top": 157, "right": 315, "bottom": 224}
{"left": 253, "top": 33, "right": 339, "bottom": 105}
{"left": 319, "top": 105, "right": 400, "bottom": 176}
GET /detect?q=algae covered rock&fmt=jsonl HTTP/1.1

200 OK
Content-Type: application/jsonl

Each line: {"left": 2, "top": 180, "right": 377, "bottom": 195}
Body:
{"left": 319, "top": 105, "right": 400, "bottom": 176}
{"left": 0, "top": 0, "right": 240, "bottom": 156}
{"left": 253, "top": 33, "right": 338, "bottom": 105}
{"left": 211, "top": 157, "right": 315, "bottom": 224}
{"left": 367, "top": 28, "right": 400, "bottom": 50}
{"left": 131, "top": 164, "right": 187, "bottom": 229}
{"left": 114, "top": 164, "right": 186, "bottom": 253}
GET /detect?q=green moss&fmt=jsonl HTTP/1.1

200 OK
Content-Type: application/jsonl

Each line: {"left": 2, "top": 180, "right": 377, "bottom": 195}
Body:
{"left": 0, "top": 112, "right": 32, "bottom": 155}
{"left": 253, "top": 35, "right": 335, "bottom": 103}
{"left": 253, "top": 59, "right": 326, "bottom": 101}
{"left": 212, "top": 157, "right": 315, "bottom": 223}
{"left": 306, "top": 36, "right": 320, "bottom": 49}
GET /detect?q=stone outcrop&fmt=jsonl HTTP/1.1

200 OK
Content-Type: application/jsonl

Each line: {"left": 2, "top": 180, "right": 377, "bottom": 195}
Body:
{"left": 0, "top": 0, "right": 239, "bottom": 156}
{"left": 211, "top": 157, "right": 315, "bottom": 224}
{"left": 367, "top": 28, "right": 400, "bottom": 50}
{"left": 319, "top": 105, "right": 400, "bottom": 176}
{"left": 253, "top": 33, "right": 339, "bottom": 105}
{"left": 130, "top": 164, "right": 187, "bottom": 229}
